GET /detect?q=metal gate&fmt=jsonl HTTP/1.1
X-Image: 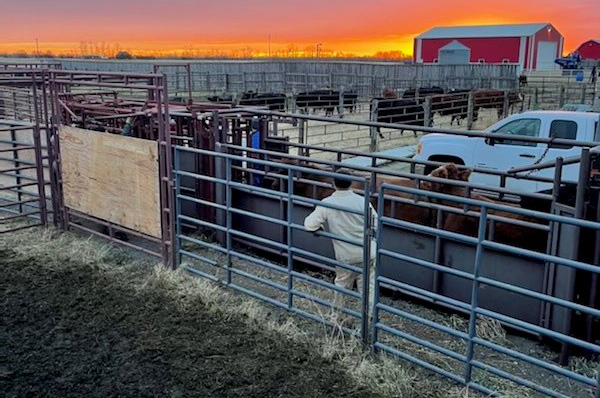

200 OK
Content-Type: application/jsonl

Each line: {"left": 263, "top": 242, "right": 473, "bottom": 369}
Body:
{"left": 0, "top": 69, "right": 50, "bottom": 233}
{"left": 174, "top": 141, "right": 375, "bottom": 339}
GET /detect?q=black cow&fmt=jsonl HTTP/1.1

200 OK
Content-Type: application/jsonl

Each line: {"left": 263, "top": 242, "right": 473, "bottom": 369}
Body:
{"left": 402, "top": 86, "right": 444, "bottom": 98}
{"left": 473, "top": 89, "right": 523, "bottom": 121}
{"left": 295, "top": 89, "right": 357, "bottom": 116}
{"left": 207, "top": 94, "right": 234, "bottom": 103}
{"left": 372, "top": 97, "right": 425, "bottom": 136}
{"left": 207, "top": 91, "right": 286, "bottom": 111}
{"left": 342, "top": 91, "right": 358, "bottom": 113}
{"left": 430, "top": 90, "right": 470, "bottom": 126}
{"left": 239, "top": 92, "right": 286, "bottom": 111}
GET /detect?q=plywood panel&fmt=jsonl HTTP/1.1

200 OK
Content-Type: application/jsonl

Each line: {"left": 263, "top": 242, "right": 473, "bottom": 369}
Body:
{"left": 59, "top": 125, "right": 161, "bottom": 237}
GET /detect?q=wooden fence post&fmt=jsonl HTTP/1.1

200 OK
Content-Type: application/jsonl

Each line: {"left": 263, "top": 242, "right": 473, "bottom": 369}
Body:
{"left": 298, "top": 119, "right": 306, "bottom": 156}
{"left": 424, "top": 96, "right": 432, "bottom": 127}
{"left": 338, "top": 86, "right": 344, "bottom": 118}
{"left": 580, "top": 84, "right": 587, "bottom": 104}
{"left": 369, "top": 99, "right": 379, "bottom": 152}
{"left": 467, "top": 91, "right": 475, "bottom": 130}
{"left": 502, "top": 90, "right": 509, "bottom": 117}
{"left": 290, "top": 90, "right": 297, "bottom": 114}
{"left": 559, "top": 85, "right": 565, "bottom": 108}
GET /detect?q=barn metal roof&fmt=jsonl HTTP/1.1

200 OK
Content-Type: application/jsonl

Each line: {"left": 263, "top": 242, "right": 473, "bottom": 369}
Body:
{"left": 416, "top": 23, "right": 551, "bottom": 39}
{"left": 439, "top": 40, "right": 470, "bottom": 51}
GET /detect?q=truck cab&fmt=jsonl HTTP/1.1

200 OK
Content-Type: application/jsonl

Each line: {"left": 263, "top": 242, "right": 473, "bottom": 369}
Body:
{"left": 414, "top": 111, "right": 600, "bottom": 193}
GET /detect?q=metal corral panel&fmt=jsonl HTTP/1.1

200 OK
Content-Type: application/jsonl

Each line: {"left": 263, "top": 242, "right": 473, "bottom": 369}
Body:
{"left": 211, "top": 192, "right": 584, "bottom": 335}
{"left": 440, "top": 241, "right": 546, "bottom": 325}
{"left": 232, "top": 188, "right": 285, "bottom": 253}
{"left": 231, "top": 190, "right": 336, "bottom": 265}
{"left": 378, "top": 227, "right": 436, "bottom": 291}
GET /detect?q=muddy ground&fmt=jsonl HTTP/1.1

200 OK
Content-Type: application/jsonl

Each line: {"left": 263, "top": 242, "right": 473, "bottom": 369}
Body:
{"left": 2, "top": 236, "right": 386, "bottom": 398}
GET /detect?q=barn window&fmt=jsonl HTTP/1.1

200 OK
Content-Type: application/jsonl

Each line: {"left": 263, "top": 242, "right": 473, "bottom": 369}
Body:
{"left": 549, "top": 120, "right": 578, "bottom": 149}
{"left": 493, "top": 118, "right": 541, "bottom": 146}
{"left": 478, "top": 58, "right": 485, "bottom": 64}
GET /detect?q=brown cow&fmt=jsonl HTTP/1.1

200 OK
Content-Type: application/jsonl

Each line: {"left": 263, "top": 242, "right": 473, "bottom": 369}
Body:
{"left": 264, "top": 160, "right": 547, "bottom": 251}
{"left": 424, "top": 163, "right": 548, "bottom": 251}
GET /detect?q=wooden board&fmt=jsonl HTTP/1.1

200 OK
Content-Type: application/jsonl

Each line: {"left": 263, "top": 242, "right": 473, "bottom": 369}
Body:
{"left": 59, "top": 125, "right": 161, "bottom": 237}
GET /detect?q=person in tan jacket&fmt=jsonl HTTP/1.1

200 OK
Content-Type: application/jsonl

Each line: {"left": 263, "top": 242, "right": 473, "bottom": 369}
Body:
{"left": 304, "top": 171, "right": 377, "bottom": 318}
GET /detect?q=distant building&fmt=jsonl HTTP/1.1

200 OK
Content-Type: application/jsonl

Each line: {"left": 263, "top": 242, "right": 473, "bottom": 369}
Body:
{"left": 414, "top": 23, "right": 563, "bottom": 71}
{"left": 576, "top": 39, "right": 600, "bottom": 60}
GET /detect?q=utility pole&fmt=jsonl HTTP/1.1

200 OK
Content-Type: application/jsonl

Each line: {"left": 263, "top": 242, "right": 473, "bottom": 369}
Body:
{"left": 35, "top": 38, "right": 39, "bottom": 57}
{"left": 268, "top": 34, "right": 271, "bottom": 58}
{"left": 316, "top": 43, "right": 322, "bottom": 58}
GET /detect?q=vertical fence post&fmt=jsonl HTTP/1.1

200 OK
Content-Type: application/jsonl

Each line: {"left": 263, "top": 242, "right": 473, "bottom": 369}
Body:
{"left": 534, "top": 87, "right": 539, "bottom": 109}
{"left": 424, "top": 96, "right": 432, "bottom": 127}
{"left": 369, "top": 99, "right": 379, "bottom": 152}
{"left": 286, "top": 168, "right": 294, "bottom": 309}
{"left": 338, "top": 86, "right": 344, "bottom": 118}
{"left": 214, "top": 116, "right": 226, "bottom": 247}
{"left": 559, "top": 85, "right": 565, "bottom": 108}
{"left": 173, "top": 147, "right": 182, "bottom": 267}
{"left": 291, "top": 90, "right": 297, "bottom": 114}
{"left": 30, "top": 73, "right": 48, "bottom": 226}
{"left": 502, "top": 90, "right": 509, "bottom": 118}
{"left": 360, "top": 178, "right": 372, "bottom": 344}
{"left": 467, "top": 91, "right": 475, "bottom": 130}
{"left": 225, "top": 156, "right": 232, "bottom": 284}
{"left": 464, "top": 206, "right": 488, "bottom": 384}
{"left": 371, "top": 184, "right": 385, "bottom": 349}
{"left": 298, "top": 119, "right": 305, "bottom": 156}
{"left": 187, "top": 65, "right": 193, "bottom": 104}
{"left": 580, "top": 84, "right": 587, "bottom": 104}
{"left": 558, "top": 148, "right": 591, "bottom": 365}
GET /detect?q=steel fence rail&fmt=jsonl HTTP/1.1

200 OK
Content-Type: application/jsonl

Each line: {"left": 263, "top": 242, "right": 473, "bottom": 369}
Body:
{"left": 373, "top": 182, "right": 599, "bottom": 398}
{"left": 174, "top": 144, "right": 375, "bottom": 341}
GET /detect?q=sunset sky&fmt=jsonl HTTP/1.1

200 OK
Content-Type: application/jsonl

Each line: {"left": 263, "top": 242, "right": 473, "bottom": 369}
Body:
{"left": 2, "top": 0, "right": 598, "bottom": 56}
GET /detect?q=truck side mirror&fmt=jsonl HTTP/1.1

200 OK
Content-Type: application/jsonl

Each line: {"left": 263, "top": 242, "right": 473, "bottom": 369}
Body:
{"left": 485, "top": 137, "right": 496, "bottom": 146}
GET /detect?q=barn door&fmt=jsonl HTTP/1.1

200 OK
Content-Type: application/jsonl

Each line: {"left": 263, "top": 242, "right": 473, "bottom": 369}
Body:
{"left": 536, "top": 41, "right": 558, "bottom": 70}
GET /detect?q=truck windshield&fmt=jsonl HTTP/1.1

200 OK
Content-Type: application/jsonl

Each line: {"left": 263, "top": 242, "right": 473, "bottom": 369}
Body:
{"left": 494, "top": 118, "right": 541, "bottom": 146}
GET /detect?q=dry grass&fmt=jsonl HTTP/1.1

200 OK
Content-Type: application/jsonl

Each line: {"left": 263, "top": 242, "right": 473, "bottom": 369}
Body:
{"left": 0, "top": 227, "right": 461, "bottom": 398}
{"left": 3, "top": 226, "right": 598, "bottom": 398}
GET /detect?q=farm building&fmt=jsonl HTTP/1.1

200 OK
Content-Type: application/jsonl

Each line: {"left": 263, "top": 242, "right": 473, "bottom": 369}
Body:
{"left": 414, "top": 23, "right": 564, "bottom": 71}
{"left": 576, "top": 39, "right": 600, "bottom": 60}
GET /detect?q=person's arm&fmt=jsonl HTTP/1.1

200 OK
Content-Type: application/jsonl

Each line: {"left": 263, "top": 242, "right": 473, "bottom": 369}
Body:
{"left": 304, "top": 205, "right": 327, "bottom": 232}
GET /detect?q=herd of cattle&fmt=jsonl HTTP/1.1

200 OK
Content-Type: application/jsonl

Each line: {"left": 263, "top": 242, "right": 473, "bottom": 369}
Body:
{"left": 206, "top": 86, "right": 522, "bottom": 128}
{"left": 259, "top": 161, "right": 548, "bottom": 252}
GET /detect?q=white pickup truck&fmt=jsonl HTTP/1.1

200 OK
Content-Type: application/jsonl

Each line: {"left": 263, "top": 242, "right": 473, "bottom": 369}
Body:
{"left": 414, "top": 111, "right": 600, "bottom": 193}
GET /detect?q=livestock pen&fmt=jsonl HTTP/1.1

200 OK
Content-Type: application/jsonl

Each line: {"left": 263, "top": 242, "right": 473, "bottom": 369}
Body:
{"left": 1, "top": 67, "right": 599, "bottom": 398}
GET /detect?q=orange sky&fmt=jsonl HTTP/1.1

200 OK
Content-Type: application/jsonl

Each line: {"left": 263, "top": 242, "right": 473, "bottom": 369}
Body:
{"left": 1, "top": 0, "right": 598, "bottom": 56}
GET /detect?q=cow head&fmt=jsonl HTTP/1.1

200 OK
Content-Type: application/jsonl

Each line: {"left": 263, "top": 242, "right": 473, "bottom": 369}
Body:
{"left": 422, "top": 163, "right": 472, "bottom": 195}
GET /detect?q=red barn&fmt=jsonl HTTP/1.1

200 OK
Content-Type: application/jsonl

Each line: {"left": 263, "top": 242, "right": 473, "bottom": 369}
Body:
{"left": 576, "top": 39, "right": 600, "bottom": 60}
{"left": 414, "top": 23, "right": 564, "bottom": 71}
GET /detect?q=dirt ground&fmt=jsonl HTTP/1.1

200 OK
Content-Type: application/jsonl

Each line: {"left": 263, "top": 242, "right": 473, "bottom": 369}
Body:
{"left": 2, "top": 226, "right": 597, "bottom": 398}
{"left": 1, "top": 239, "right": 383, "bottom": 398}
{"left": 2, "top": 227, "right": 469, "bottom": 398}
